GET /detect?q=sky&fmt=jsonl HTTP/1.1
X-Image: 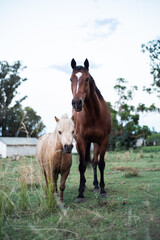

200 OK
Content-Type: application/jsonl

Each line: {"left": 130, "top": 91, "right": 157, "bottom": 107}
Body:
{"left": 0, "top": 0, "right": 160, "bottom": 133}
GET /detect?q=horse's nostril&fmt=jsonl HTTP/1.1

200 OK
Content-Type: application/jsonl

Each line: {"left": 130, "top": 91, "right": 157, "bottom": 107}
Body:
{"left": 77, "top": 99, "right": 82, "bottom": 107}
{"left": 72, "top": 98, "right": 83, "bottom": 111}
{"left": 64, "top": 144, "right": 68, "bottom": 151}
{"left": 64, "top": 144, "right": 73, "bottom": 153}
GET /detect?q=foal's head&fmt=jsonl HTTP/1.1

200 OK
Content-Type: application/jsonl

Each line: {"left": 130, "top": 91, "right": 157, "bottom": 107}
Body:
{"left": 55, "top": 114, "right": 74, "bottom": 154}
{"left": 70, "top": 59, "right": 91, "bottom": 112}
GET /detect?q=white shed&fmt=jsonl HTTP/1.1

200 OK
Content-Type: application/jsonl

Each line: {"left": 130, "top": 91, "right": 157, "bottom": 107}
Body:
{"left": 0, "top": 137, "right": 38, "bottom": 158}
{"left": 135, "top": 137, "right": 147, "bottom": 147}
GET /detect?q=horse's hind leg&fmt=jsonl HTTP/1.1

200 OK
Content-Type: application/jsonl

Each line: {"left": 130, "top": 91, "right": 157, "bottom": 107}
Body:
{"left": 92, "top": 143, "right": 100, "bottom": 191}
{"left": 98, "top": 154, "right": 106, "bottom": 197}
{"left": 98, "top": 136, "right": 109, "bottom": 197}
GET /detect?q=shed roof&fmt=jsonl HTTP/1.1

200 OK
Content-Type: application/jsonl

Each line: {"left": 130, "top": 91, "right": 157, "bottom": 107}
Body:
{"left": 0, "top": 137, "right": 38, "bottom": 146}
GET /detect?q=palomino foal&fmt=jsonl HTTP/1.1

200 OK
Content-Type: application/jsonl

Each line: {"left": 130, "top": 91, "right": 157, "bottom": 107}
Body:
{"left": 36, "top": 114, "right": 74, "bottom": 202}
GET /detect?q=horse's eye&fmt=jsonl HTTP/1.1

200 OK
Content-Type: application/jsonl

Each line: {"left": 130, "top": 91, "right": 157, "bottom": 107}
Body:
{"left": 86, "top": 78, "right": 89, "bottom": 82}
{"left": 58, "top": 131, "right": 62, "bottom": 135}
{"left": 72, "top": 130, "right": 74, "bottom": 135}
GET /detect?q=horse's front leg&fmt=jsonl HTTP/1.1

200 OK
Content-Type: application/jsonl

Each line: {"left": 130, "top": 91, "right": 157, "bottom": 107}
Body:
{"left": 76, "top": 139, "right": 87, "bottom": 202}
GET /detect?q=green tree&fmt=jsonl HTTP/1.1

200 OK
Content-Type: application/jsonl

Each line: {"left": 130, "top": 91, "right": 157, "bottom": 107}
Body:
{"left": 107, "top": 102, "right": 119, "bottom": 150}
{"left": 0, "top": 61, "right": 27, "bottom": 136}
{"left": 16, "top": 107, "right": 45, "bottom": 138}
{"left": 111, "top": 78, "right": 152, "bottom": 150}
{"left": 146, "top": 133, "right": 160, "bottom": 146}
{"left": 0, "top": 61, "right": 45, "bottom": 137}
{"left": 142, "top": 39, "right": 160, "bottom": 97}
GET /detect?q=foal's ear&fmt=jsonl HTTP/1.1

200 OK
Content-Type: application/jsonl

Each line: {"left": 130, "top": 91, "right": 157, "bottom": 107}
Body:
{"left": 71, "top": 58, "right": 76, "bottom": 69}
{"left": 84, "top": 59, "right": 89, "bottom": 70}
{"left": 55, "top": 116, "right": 59, "bottom": 122}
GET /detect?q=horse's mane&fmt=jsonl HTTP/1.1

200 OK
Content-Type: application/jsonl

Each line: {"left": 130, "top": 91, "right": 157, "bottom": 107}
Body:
{"left": 73, "top": 66, "right": 103, "bottom": 100}
{"left": 89, "top": 75, "right": 103, "bottom": 100}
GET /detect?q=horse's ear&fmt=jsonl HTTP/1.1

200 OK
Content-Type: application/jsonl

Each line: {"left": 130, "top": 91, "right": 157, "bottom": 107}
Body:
{"left": 55, "top": 116, "right": 59, "bottom": 122}
{"left": 71, "top": 59, "right": 76, "bottom": 69}
{"left": 84, "top": 59, "right": 89, "bottom": 70}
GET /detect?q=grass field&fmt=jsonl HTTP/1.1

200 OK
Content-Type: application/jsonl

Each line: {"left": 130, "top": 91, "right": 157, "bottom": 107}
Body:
{"left": 0, "top": 150, "right": 160, "bottom": 240}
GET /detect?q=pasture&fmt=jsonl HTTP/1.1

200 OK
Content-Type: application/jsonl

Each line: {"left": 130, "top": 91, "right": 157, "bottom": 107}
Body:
{"left": 0, "top": 150, "right": 160, "bottom": 240}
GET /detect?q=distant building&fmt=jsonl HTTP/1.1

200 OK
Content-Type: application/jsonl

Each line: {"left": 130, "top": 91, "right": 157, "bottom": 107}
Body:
{"left": 0, "top": 137, "right": 38, "bottom": 158}
{"left": 135, "top": 137, "right": 146, "bottom": 148}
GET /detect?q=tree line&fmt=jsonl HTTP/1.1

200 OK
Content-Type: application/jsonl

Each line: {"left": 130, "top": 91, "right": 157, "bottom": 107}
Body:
{"left": 0, "top": 38, "right": 160, "bottom": 147}
{"left": 108, "top": 38, "right": 160, "bottom": 150}
{"left": 0, "top": 61, "right": 45, "bottom": 138}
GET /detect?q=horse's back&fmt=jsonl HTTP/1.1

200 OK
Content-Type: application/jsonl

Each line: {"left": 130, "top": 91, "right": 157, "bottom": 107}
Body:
{"left": 36, "top": 133, "right": 55, "bottom": 167}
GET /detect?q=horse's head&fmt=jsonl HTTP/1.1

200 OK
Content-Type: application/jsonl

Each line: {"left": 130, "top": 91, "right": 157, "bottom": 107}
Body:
{"left": 55, "top": 114, "right": 74, "bottom": 154}
{"left": 70, "top": 59, "right": 91, "bottom": 112}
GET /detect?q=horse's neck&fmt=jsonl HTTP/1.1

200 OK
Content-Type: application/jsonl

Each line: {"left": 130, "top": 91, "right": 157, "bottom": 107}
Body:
{"left": 84, "top": 89, "right": 101, "bottom": 115}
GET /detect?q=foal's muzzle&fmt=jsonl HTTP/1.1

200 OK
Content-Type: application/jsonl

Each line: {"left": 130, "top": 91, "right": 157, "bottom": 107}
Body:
{"left": 72, "top": 99, "right": 83, "bottom": 112}
{"left": 64, "top": 144, "right": 73, "bottom": 154}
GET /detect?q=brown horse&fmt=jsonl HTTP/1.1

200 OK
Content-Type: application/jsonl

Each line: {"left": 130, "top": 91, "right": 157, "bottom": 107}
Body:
{"left": 70, "top": 58, "right": 112, "bottom": 202}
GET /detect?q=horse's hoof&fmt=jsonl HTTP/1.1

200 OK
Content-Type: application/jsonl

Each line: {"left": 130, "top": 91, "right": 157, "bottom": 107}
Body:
{"left": 94, "top": 188, "right": 100, "bottom": 193}
{"left": 100, "top": 193, "right": 107, "bottom": 198}
{"left": 76, "top": 198, "right": 85, "bottom": 203}
{"left": 58, "top": 202, "right": 65, "bottom": 208}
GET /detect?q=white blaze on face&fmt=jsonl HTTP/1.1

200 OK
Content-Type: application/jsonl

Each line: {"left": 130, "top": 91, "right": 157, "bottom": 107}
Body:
{"left": 75, "top": 72, "right": 82, "bottom": 93}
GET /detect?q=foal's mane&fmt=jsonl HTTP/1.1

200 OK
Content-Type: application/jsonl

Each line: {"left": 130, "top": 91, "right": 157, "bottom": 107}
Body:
{"left": 73, "top": 66, "right": 103, "bottom": 100}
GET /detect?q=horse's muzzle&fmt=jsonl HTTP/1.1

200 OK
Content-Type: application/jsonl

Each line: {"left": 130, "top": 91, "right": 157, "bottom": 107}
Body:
{"left": 64, "top": 144, "right": 73, "bottom": 154}
{"left": 72, "top": 99, "right": 83, "bottom": 112}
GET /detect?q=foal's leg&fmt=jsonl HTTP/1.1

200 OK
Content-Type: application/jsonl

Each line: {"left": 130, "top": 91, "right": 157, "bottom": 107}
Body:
{"left": 92, "top": 143, "right": 100, "bottom": 191}
{"left": 43, "top": 169, "right": 48, "bottom": 187}
{"left": 52, "top": 170, "right": 58, "bottom": 195}
{"left": 59, "top": 169, "right": 70, "bottom": 202}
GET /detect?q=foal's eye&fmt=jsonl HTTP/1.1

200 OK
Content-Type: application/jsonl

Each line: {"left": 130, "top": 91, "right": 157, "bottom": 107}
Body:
{"left": 72, "top": 130, "right": 74, "bottom": 135}
{"left": 58, "top": 131, "right": 62, "bottom": 135}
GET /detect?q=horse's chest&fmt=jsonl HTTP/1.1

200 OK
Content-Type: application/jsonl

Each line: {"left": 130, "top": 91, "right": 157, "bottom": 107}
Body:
{"left": 53, "top": 152, "right": 72, "bottom": 172}
{"left": 75, "top": 112, "right": 107, "bottom": 142}
{"left": 81, "top": 125, "right": 105, "bottom": 142}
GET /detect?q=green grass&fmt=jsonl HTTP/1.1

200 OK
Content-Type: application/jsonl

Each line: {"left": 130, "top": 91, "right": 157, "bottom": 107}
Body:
{"left": 141, "top": 145, "right": 160, "bottom": 152}
{"left": 0, "top": 151, "right": 160, "bottom": 240}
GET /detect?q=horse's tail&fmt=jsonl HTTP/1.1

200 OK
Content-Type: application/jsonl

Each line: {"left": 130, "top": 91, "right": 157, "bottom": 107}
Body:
{"left": 85, "top": 141, "right": 92, "bottom": 166}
